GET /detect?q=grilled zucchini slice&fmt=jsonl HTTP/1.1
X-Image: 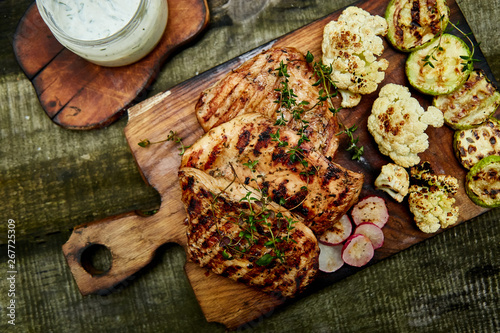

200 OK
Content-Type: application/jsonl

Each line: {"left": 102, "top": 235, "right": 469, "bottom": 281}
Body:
{"left": 454, "top": 117, "right": 500, "bottom": 169}
{"left": 386, "top": 0, "right": 449, "bottom": 52}
{"left": 465, "top": 155, "right": 500, "bottom": 208}
{"left": 406, "top": 33, "right": 472, "bottom": 95}
{"left": 434, "top": 70, "right": 500, "bottom": 129}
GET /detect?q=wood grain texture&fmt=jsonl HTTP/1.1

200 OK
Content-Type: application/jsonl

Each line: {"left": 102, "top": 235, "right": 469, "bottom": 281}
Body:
{"left": 12, "top": 0, "right": 209, "bottom": 129}
{"left": 61, "top": 0, "right": 497, "bottom": 329}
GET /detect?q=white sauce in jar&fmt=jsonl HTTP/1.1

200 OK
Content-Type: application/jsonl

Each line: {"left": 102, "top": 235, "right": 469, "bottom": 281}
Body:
{"left": 44, "top": 0, "right": 141, "bottom": 41}
{"left": 37, "top": 0, "right": 168, "bottom": 66}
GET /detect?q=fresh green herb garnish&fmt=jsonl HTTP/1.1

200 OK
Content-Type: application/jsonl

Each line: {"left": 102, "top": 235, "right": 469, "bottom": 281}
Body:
{"left": 305, "top": 51, "right": 364, "bottom": 160}
{"left": 211, "top": 160, "right": 300, "bottom": 266}
{"left": 337, "top": 124, "right": 365, "bottom": 161}
{"left": 273, "top": 60, "right": 315, "bottom": 166}
{"left": 423, "top": 16, "right": 480, "bottom": 72}
{"left": 138, "top": 130, "right": 191, "bottom": 155}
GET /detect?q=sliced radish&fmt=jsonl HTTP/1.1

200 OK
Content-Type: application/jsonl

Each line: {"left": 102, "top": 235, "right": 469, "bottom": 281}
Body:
{"left": 318, "top": 243, "right": 344, "bottom": 273}
{"left": 354, "top": 223, "right": 384, "bottom": 249}
{"left": 341, "top": 234, "right": 374, "bottom": 267}
{"left": 319, "top": 214, "right": 353, "bottom": 245}
{"left": 351, "top": 195, "right": 389, "bottom": 228}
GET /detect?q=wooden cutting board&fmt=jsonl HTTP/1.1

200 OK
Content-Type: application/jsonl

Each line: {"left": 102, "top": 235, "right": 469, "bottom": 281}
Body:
{"left": 62, "top": 0, "right": 496, "bottom": 329}
{"left": 13, "top": 0, "right": 209, "bottom": 130}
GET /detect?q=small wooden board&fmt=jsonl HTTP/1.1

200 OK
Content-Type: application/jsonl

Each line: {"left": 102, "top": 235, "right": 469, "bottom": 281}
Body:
{"left": 13, "top": 0, "right": 209, "bottom": 130}
{"left": 62, "top": 0, "right": 496, "bottom": 329}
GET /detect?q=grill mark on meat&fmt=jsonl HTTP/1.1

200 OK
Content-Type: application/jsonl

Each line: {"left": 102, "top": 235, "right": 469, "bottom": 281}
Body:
{"left": 245, "top": 50, "right": 284, "bottom": 112}
{"left": 253, "top": 125, "right": 273, "bottom": 156}
{"left": 209, "top": 52, "right": 282, "bottom": 129}
{"left": 205, "top": 140, "right": 226, "bottom": 170}
{"left": 271, "top": 147, "right": 296, "bottom": 167}
{"left": 239, "top": 49, "right": 287, "bottom": 115}
{"left": 184, "top": 149, "right": 203, "bottom": 168}
{"left": 195, "top": 92, "right": 207, "bottom": 112}
{"left": 197, "top": 215, "right": 212, "bottom": 227}
{"left": 198, "top": 233, "right": 220, "bottom": 254}
{"left": 322, "top": 164, "right": 343, "bottom": 185}
{"left": 188, "top": 196, "right": 203, "bottom": 215}
{"left": 179, "top": 167, "right": 319, "bottom": 297}
{"left": 212, "top": 78, "right": 254, "bottom": 127}
{"left": 271, "top": 179, "right": 290, "bottom": 204}
{"left": 285, "top": 187, "right": 309, "bottom": 210}
{"left": 245, "top": 49, "right": 303, "bottom": 116}
{"left": 220, "top": 265, "right": 243, "bottom": 278}
{"left": 200, "top": 58, "right": 260, "bottom": 126}
{"left": 181, "top": 174, "right": 195, "bottom": 191}
{"left": 182, "top": 113, "right": 364, "bottom": 236}
{"left": 196, "top": 47, "right": 340, "bottom": 158}
{"left": 293, "top": 203, "right": 310, "bottom": 217}
{"left": 236, "top": 129, "right": 252, "bottom": 154}
{"left": 261, "top": 181, "right": 270, "bottom": 196}
{"left": 332, "top": 186, "right": 349, "bottom": 207}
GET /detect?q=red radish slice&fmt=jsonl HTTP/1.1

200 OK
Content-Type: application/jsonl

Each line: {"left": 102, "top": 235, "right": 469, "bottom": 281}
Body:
{"left": 341, "top": 234, "right": 374, "bottom": 267}
{"left": 318, "top": 243, "right": 344, "bottom": 273}
{"left": 351, "top": 195, "right": 389, "bottom": 228}
{"left": 354, "top": 223, "right": 384, "bottom": 249}
{"left": 319, "top": 214, "right": 353, "bottom": 245}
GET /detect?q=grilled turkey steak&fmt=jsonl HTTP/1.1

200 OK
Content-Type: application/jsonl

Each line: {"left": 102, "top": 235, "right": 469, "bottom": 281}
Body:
{"left": 179, "top": 167, "right": 319, "bottom": 298}
{"left": 181, "top": 113, "right": 364, "bottom": 236}
{"left": 195, "top": 47, "right": 340, "bottom": 158}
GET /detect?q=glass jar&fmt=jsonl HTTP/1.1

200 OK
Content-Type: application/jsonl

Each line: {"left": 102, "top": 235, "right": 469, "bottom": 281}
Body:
{"left": 36, "top": 0, "right": 168, "bottom": 67}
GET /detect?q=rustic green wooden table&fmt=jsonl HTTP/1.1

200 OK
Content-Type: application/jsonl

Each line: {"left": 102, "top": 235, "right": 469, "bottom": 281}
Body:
{"left": 1, "top": 0, "right": 499, "bottom": 332}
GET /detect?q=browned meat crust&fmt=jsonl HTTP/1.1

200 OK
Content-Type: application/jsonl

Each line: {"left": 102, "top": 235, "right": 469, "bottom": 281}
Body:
{"left": 195, "top": 47, "right": 340, "bottom": 158}
{"left": 179, "top": 167, "right": 319, "bottom": 298}
{"left": 181, "top": 113, "right": 364, "bottom": 236}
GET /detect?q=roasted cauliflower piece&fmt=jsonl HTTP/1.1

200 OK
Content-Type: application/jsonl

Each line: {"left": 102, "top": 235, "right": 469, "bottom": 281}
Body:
{"left": 375, "top": 163, "right": 409, "bottom": 202}
{"left": 338, "top": 89, "right": 362, "bottom": 108}
{"left": 321, "top": 6, "right": 389, "bottom": 108}
{"left": 408, "top": 161, "right": 459, "bottom": 233}
{"left": 367, "top": 83, "right": 444, "bottom": 168}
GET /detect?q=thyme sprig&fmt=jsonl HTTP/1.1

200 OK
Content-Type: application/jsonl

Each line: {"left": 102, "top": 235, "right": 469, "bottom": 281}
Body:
{"left": 274, "top": 60, "right": 312, "bottom": 138}
{"left": 305, "top": 51, "right": 364, "bottom": 160}
{"left": 306, "top": 51, "right": 342, "bottom": 116}
{"left": 423, "top": 16, "right": 480, "bottom": 72}
{"left": 273, "top": 60, "right": 318, "bottom": 169}
{"left": 337, "top": 124, "right": 364, "bottom": 160}
{"left": 138, "top": 130, "right": 191, "bottom": 155}
{"left": 212, "top": 160, "right": 299, "bottom": 266}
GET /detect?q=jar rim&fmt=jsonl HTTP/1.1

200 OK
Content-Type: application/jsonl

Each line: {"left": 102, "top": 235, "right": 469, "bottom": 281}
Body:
{"left": 36, "top": 0, "right": 146, "bottom": 45}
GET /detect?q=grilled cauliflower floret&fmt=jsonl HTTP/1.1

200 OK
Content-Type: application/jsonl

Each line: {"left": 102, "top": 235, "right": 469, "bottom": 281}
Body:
{"left": 375, "top": 163, "right": 409, "bottom": 202}
{"left": 322, "top": 6, "right": 389, "bottom": 108}
{"left": 339, "top": 89, "right": 362, "bottom": 108}
{"left": 408, "top": 162, "right": 459, "bottom": 233}
{"left": 367, "top": 83, "right": 444, "bottom": 168}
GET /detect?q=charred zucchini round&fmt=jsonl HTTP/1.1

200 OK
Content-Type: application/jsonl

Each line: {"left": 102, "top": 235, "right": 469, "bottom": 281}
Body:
{"left": 386, "top": 0, "right": 449, "bottom": 52}
{"left": 434, "top": 69, "right": 500, "bottom": 129}
{"left": 406, "top": 33, "right": 473, "bottom": 95}
{"left": 454, "top": 117, "right": 500, "bottom": 169}
{"left": 466, "top": 155, "right": 500, "bottom": 208}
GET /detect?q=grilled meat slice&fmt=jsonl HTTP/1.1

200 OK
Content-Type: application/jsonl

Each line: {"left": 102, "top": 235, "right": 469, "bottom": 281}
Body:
{"left": 195, "top": 46, "right": 340, "bottom": 158}
{"left": 179, "top": 167, "right": 319, "bottom": 298}
{"left": 181, "top": 113, "right": 364, "bottom": 236}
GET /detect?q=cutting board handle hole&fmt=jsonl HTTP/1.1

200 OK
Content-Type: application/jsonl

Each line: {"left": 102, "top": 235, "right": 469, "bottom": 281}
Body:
{"left": 80, "top": 244, "right": 113, "bottom": 276}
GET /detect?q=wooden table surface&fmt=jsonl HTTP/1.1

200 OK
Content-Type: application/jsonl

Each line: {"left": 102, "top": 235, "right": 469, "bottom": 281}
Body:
{"left": 1, "top": 0, "right": 499, "bottom": 332}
